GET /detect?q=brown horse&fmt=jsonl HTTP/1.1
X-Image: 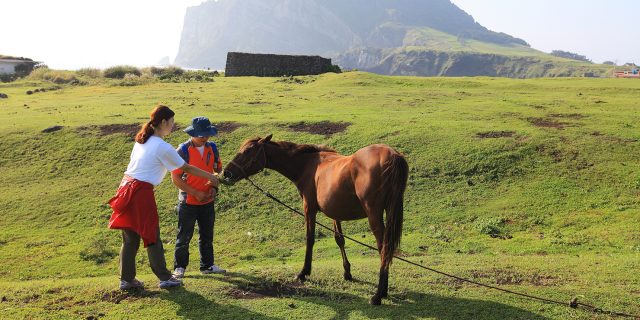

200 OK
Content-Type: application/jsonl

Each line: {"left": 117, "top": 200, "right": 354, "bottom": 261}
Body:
{"left": 221, "top": 135, "right": 409, "bottom": 305}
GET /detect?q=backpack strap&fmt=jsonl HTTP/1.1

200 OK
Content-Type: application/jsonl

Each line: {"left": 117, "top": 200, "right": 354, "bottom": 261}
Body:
{"left": 208, "top": 142, "right": 220, "bottom": 164}
{"left": 208, "top": 141, "right": 221, "bottom": 172}
{"left": 177, "top": 140, "right": 193, "bottom": 166}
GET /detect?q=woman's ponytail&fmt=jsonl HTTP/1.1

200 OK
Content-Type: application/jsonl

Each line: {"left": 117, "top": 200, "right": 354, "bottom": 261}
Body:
{"left": 135, "top": 121, "right": 155, "bottom": 144}
{"left": 135, "top": 105, "right": 175, "bottom": 144}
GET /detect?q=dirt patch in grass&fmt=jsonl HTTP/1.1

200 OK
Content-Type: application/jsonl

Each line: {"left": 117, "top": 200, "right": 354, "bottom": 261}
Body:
{"left": 77, "top": 123, "right": 181, "bottom": 139}
{"left": 97, "top": 124, "right": 141, "bottom": 136}
{"left": 527, "top": 117, "right": 566, "bottom": 129}
{"left": 215, "top": 121, "right": 243, "bottom": 134}
{"left": 21, "top": 294, "right": 41, "bottom": 303}
{"left": 476, "top": 131, "right": 515, "bottom": 138}
{"left": 100, "top": 289, "right": 159, "bottom": 304}
{"left": 225, "top": 281, "right": 314, "bottom": 300}
{"left": 548, "top": 113, "right": 586, "bottom": 119}
{"left": 283, "top": 121, "right": 351, "bottom": 136}
{"left": 591, "top": 131, "right": 637, "bottom": 144}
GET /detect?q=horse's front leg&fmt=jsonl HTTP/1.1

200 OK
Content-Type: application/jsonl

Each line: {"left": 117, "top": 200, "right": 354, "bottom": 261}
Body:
{"left": 297, "top": 200, "right": 317, "bottom": 282}
{"left": 333, "top": 220, "right": 353, "bottom": 281}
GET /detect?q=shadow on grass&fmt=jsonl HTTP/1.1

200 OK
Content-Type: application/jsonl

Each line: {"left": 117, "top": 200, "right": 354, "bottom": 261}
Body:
{"left": 183, "top": 271, "right": 550, "bottom": 320}
{"left": 159, "top": 286, "right": 280, "bottom": 320}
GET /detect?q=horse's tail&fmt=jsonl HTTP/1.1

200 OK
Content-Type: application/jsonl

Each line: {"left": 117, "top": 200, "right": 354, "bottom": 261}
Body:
{"left": 382, "top": 152, "right": 409, "bottom": 265}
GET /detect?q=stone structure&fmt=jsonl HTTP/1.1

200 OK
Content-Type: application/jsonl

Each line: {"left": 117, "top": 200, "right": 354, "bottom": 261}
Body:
{"left": 225, "top": 52, "right": 334, "bottom": 77}
{"left": 0, "top": 58, "right": 38, "bottom": 75}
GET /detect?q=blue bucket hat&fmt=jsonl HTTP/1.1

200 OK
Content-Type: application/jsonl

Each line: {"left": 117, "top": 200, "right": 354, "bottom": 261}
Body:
{"left": 183, "top": 116, "right": 218, "bottom": 137}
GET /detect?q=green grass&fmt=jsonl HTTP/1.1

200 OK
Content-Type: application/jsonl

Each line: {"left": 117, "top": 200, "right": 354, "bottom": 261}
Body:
{"left": 0, "top": 72, "right": 639, "bottom": 319}
{"left": 404, "top": 27, "right": 545, "bottom": 58}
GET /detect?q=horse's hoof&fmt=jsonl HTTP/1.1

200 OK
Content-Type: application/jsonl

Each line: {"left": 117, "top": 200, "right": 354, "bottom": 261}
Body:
{"left": 295, "top": 273, "right": 307, "bottom": 283}
{"left": 369, "top": 295, "right": 382, "bottom": 305}
{"left": 344, "top": 273, "right": 353, "bottom": 281}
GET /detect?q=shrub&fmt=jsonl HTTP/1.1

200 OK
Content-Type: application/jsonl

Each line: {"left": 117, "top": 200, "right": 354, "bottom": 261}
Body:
{"left": 14, "top": 62, "right": 37, "bottom": 77}
{"left": 77, "top": 68, "right": 102, "bottom": 78}
{"left": 149, "top": 65, "right": 184, "bottom": 79}
{"left": 27, "top": 67, "right": 80, "bottom": 84}
{"left": 47, "top": 71, "right": 79, "bottom": 84}
{"left": 116, "top": 73, "right": 154, "bottom": 86}
{"left": 27, "top": 66, "right": 50, "bottom": 79}
{"left": 473, "top": 217, "right": 512, "bottom": 239}
{"left": 158, "top": 69, "right": 217, "bottom": 83}
{"left": 0, "top": 74, "right": 17, "bottom": 83}
{"left": 325, "top": 64, "right": 342, "bottom": 73}
{"left": 551, "top": 50, "right": 591, "bottom": 63}
{"left": 104, "top": 65, "right": 141, "bottom": 79}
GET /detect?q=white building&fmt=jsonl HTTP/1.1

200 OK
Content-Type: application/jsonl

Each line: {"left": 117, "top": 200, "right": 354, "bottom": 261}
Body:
{"left": 0, "top": 59, "right": 34, "bottom": 74}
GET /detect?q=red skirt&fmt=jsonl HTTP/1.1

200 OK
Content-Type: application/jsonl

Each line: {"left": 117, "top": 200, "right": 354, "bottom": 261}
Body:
{"left": 108, "top": 176, "right": 159, "bottom": 247}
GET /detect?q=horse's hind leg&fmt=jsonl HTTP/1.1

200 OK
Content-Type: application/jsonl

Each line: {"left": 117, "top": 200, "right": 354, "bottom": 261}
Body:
{"left": 333, "top": 220, "right": 352, "bottom": 281}
{"left": 363, "top": 203, "right": 388, "bottom": 305}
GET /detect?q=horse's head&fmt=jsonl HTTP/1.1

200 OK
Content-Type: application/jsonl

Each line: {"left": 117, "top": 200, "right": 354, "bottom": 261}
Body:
{"left": 221, "top": 134, "right": 272, "bottom": 185}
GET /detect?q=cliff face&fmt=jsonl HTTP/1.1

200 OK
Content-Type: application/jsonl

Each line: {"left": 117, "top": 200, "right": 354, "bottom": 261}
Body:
{"left": 174, "top": 0, "right": 527, "bottom": 70}
{"left": 336, "top": 49, "right": 612, "bottom": 78}
{"left": 175, "top": 0, "right": 360, "bottom": 69}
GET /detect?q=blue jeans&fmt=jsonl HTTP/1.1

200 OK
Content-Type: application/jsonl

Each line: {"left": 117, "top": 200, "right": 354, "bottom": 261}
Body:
{"left": 173, "top": 202, "right": 216, "bottom": 271}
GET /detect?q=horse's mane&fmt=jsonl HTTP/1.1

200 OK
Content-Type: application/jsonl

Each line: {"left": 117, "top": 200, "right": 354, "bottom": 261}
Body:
{"left": 241, "top": 138, "right": 336, "bottom": 155}
{"left": 275, "top": 141, "right": 336, "bottom": 155}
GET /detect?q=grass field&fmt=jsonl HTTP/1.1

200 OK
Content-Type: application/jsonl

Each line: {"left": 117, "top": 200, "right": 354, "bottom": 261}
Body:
{"left": 0, "top": 72, "right": 639, "bottom": 319}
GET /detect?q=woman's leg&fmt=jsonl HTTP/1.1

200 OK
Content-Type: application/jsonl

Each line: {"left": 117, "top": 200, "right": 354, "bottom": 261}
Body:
{"left": 147, "top": 228, "right": 173, "bottom": 281}
{"left": 120, "top": 229, "right": 140, "bottom": 281}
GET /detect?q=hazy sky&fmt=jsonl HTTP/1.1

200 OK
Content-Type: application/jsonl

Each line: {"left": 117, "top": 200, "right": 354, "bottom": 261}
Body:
{"left": 1, "top": 0, "right": 204, "bottom": 69}
{"left": 451, "top": 0, "right": 639, "bottom": 64}
{"left": 1, "top": 0, "right": 637, "bottom": 69}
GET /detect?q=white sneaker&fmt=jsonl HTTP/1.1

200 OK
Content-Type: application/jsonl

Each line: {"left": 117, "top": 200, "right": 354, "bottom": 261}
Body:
{"left": 120, "top": 279, "right": 144, "bottom": 290}
{"left": 173, "top": 267, "right": 186, "bottom": 279}
{"left": 201, "top": 265, "right": 226, "bottom": 274}
{"left": 159, "top": 276, "right": 183, "bottom": 289}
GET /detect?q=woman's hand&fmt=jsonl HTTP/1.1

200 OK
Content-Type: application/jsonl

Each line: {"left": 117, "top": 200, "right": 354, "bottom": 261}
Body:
{"left": 206, "top": 173, "right": 220, "bottom": 189}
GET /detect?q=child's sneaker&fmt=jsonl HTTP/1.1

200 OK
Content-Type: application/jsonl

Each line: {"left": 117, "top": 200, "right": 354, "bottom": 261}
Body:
{"left": 119, "top": 279, "right": 144, "bottom": 290}
{"left": 159, "top": 276, "right": 183, "bottom": 289}
{"left": 201, "top": 265, "right": 226, "bottom": 274}
{"left": 173, "top": 267, "right": 186, "bottom": 279}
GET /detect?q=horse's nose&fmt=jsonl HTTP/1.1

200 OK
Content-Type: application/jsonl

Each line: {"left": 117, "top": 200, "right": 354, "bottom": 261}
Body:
{"left": 220, "top": 170, "right": 233, "bottom": 185}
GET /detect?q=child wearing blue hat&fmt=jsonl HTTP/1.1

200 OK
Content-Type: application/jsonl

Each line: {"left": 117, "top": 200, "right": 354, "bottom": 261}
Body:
{"left": 171, "top": 116, "right": 226, "bottom": 278}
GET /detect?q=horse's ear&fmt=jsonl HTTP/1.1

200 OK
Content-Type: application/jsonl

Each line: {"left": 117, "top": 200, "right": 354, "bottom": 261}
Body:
{"left": 260, "top": 134, "right": 273, "bottom": 144}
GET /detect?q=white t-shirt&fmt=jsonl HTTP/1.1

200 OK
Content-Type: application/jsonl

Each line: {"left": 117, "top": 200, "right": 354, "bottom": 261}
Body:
{"left": 124, "top": 136, "right": 186, "bottom": 186}
{"left": 196, "top": 146, "right": 205, "bottom": 156}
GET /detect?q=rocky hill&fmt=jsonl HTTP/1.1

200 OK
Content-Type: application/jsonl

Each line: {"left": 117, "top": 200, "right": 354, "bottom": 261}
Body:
{"left": 175, "top": 0, "right": 610, "bottom": 77}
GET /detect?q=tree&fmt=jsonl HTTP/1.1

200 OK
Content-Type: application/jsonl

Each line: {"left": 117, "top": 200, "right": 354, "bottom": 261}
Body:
{"left": 550, "top": 50, "right": 591, "bottom": 63}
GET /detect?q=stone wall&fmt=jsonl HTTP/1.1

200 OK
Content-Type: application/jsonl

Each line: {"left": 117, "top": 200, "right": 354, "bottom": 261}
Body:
{"left": 225, "top": 52, "right": 333, "bottom": 77}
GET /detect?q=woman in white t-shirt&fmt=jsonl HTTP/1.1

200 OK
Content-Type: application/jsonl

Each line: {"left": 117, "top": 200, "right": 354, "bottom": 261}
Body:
{"left": 108, "top": 105, "right": 219, "bottom": 290}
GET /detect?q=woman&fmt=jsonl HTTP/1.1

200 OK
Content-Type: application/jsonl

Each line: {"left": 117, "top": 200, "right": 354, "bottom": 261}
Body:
{"left": 108, "top": 105, "right": 219, "bottom": 290}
